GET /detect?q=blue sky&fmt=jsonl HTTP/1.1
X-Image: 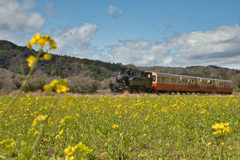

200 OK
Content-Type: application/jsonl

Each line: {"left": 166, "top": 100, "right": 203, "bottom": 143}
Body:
{"left": 1, "top": 0, "right": 240, "bottom": 69}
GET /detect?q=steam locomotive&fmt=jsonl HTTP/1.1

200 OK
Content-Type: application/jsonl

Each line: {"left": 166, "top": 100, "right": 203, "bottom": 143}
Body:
{"left": 109, "top": 68, "right": 153, "bottom": 93}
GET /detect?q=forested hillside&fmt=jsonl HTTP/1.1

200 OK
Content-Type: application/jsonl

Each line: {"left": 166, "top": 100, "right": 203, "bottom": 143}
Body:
{"left": 0, "top": 40, "right": 240, "bottom": 93}
{"left": 0, "top": 40, "right": 121, "bottom": 93}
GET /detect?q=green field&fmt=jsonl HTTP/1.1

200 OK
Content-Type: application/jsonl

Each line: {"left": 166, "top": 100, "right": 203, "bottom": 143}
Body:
{"left": 0, "top": 94, "right": 240, "bottom": 159}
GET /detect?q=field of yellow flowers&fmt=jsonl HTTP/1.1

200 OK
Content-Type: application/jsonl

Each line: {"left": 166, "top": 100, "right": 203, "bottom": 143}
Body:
{"left": 0, "top": 94, "right": 239, "bottom": 159}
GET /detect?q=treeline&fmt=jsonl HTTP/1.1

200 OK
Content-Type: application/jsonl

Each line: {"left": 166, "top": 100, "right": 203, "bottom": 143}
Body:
{"left": 0, "top": 68, "right": 115, "bottom": 94}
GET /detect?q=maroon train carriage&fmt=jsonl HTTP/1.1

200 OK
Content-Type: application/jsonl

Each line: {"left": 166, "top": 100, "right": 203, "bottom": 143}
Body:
{"left": 146, "top": 71, "right": 233, "bottom": 94}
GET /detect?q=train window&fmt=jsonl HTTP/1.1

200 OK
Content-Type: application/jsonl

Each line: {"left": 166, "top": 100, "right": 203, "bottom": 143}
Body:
{"left": 171, "top": 78, "right": 176, "bottom": 84}
{"left": 166, "top": 77, "right": 169, "bottom": 84}
{"left": 183, "top": 79, "right": 187, "bottom": 85}
{"left": 213, "top": 81, "right": 216, "bottom": 87}
{"left": 152, "top": 75, "right": 156, "bottom": 82}
{"left": 157, "top": 76, "right": 161, "bottom": 83}
{"left": 161, "top": 77, "right": 165, "bottom": 83}
{"left": 205, "top": 82, "right": 207, "bottom": 86}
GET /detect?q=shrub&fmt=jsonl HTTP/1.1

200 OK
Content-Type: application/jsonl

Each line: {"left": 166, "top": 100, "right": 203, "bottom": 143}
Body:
{"left": 67, "top": 74, "right": 99, "bottom": 93}
{"left": 23, "top": 78, "right": 46, "bottom": 92}
{"left": 0, "top": 69, "right": 16, "bottom": 93}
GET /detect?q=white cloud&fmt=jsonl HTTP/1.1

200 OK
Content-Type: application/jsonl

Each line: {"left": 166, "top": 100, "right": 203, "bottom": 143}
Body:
{"left": 108, "top": 24, "right": 240, "bottom": 68}
{"left": 108, "top": 39, "right": 154, "bottom": 65}
{"left": 108, "top": 5, "right": 123, "bottom": 19}
{"left": 51, "top": 23, "right": 100, "bottom": 59}
{"left": 41, "top": 3, "right": 56, "bottom": 16}
{"left": 0, "top": 0, "right": 45, "bottom": 32}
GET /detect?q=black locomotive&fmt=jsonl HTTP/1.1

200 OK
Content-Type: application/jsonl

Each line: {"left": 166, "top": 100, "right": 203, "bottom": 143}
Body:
{"left": 109, "top": 68, "right": 153, "bottom": 93}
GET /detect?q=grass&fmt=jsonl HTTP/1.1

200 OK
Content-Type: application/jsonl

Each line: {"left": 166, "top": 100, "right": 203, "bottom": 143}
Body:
{"left": 0, "top": 94, "right": 240, "bottom": 159}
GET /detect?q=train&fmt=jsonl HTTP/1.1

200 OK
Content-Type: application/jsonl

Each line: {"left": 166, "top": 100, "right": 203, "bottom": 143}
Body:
{"left": 109, "top": 69, "right": 233, "bottom": 94}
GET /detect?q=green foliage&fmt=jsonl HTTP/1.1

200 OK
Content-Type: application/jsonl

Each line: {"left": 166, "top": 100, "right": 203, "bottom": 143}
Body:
{"left": 85, "top": 65, "right": 103, "bottom": 81}
{"left": 23, "top": 78, "right": 46, "bottom": 92}
{"left": 222, "top": 75, "right": 230, "bottom": 80}
{"left": 81, "top": 81, "right": 98, "bottom": 93}
{"left": 50, "top": 69, "right": 57, "bottom": 77}
{"left": 13, "top": 76, "right": 25, "bottom": 89}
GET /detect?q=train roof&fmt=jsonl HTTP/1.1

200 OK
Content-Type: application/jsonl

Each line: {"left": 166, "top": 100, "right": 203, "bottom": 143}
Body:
{"left": 146, "top": 71, "right": 232, "bottom": 83}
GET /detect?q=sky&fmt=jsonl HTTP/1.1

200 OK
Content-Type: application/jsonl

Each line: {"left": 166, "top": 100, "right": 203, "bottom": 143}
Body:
{"left": 1, "top": 0, "right": 240, "bottom": 69}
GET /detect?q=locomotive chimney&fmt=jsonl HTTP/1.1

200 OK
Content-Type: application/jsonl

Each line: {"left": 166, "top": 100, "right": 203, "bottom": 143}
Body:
{"left": 122, "top": 68, "right": 124, "bottom": 74}
{"left": 128, "top": 70, "right": 131, "bottom": 76}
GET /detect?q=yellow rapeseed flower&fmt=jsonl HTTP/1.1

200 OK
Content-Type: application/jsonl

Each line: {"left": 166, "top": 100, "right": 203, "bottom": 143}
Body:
{"left": 221, "top": 142, "right": 224, "bottom": 146}
{"left": 212, "top": 122, "right": 231, "bottom": 136}
{"left": 138, "top": 154, "right": 143, "bottom": 157}
{"left": 49, "top": 80, "right": 58, "bottom": 87}
{"left": 112, "top": 124, "right": 119, "bottom": 129}
{"left": 59, "top": 129, "right": 64, "bottom": 135}
{"left": 228, "top": 146, "right": 233, "bottom": 150}
{"left": 29, "top": 33, "right": 57, "bottom": 50}
{"left": 64, "top": 146, "right": 73, "bottom": 157}
{"left": 38, "top": 38, "right": 47, "bottom": 47}
{"left": 32, "top": 115, "right": 47, "bottom": 126}
{"left": 60, "top": 119, "right": 65, "bottom": 124}
{"left": 27, "top": 41, "right": 32, "bottom": 49}
{"left": 55, "top": 135, "right": 60, "bottom": 140}
{"left": 26, "top": 55, "right": 36, "bottom": 67}
{"left": 56, "top": 84, "right": 70, "bottom": 93}
{"left": 44, "top": 79, "right": 69, "bottom": 93}
{"left": 43, "top": 84, "right": 51, "bottom": 92}
{"left": 39, "top": 115, "right": 47, "bottom": 121}
{"left": 43, "top": 53, "right": 52, "bottom": 60}
{"left": 49, "top": 39, "right": 57, "bottom": 49}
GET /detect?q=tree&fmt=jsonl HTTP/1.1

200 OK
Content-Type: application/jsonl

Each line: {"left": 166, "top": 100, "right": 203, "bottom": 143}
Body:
{"left": 0, "top": 69, "right": 16, "bottom": 93}
{"left": 231, "top": 74, "right": 240, "bottom": 89}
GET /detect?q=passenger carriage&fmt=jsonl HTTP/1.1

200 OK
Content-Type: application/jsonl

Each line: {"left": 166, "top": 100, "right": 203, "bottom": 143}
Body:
{"left": 146, "top": 71, "right": 233, "bottom": 94}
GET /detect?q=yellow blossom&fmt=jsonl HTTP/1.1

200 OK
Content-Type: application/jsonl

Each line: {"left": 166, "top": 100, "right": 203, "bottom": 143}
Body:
{"left": 64, "top": 146, "right": 73, "bottom": 157}
{"left": 43, "top": 53, "right": 52, "bottom": 60}
{"left": 228, "top": 146, "right": 233, "bottom": 150}
{"left": 55, "top": 135, "right": 60, "bottom": 139}
{"left": 26, "top": 55, "right": 36, "bottom": 67}
{"left": 138, "top": 154, "right": 143, "bottom": 157}
{"left": 112, "top": 124, "right": 119, "bottom": 129}
{"left": 27, "top": 41, "right": 32, "bottom": 49}
{"left": 44, "top": 79, "right": 70, "bottom": 93}
{"left": 60, "top": 119, "right": 65, "bottom": 124}
{"left": 29, "top": 33, "right": 57, "bottom": 49}
{"left": 59, "top": 129, "right": 64, "bottom": 135}
{"left": 43, "top": 84, "right": 51, "bottom": 92}
{"left": 221, "top": 142, "right": 224, "bottom": 146}
{"left": 34, "top": 131, "right": 39, "bottom": 136}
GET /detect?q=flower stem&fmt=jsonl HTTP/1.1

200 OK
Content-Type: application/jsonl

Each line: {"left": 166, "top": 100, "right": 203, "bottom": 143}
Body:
{"left": 30, "top": 94, "right": 59, "bottom": 158}
{"left": 0, "top": 50, "right": 42, "bottom": 120}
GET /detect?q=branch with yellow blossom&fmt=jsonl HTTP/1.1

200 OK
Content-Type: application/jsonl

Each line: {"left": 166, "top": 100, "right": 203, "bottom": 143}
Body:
{"left": 0, "top": 33, "right": 56, "bottom": 120}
